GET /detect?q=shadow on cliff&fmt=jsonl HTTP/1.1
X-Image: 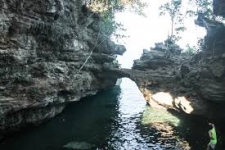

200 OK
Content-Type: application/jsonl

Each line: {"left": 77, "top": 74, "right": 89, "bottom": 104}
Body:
{"left": 0, "top": 86, "right": 122, "bottom": 150}
{"left": 166, "top": 108, "right": 225, "bottom": 150}
{"left": 140, "top": 106, "right": 225, "bottom": 150}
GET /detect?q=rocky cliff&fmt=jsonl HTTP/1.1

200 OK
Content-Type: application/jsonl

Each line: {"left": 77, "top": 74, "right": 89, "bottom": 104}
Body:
{"left": 131, "top": 40, "right": 225, "bottom": 118}
{"left": 104, "top": 0, "right": 225, "bottom": 120}
{"left": 126, "top": 1, "right": 225, "bottom": 119}
{"left": 130, "top": 9, "right": 225, "bottom": 118}
{"left": 1, "top": 0, "right": 225, "bottom": 139}
{"left": 103, "top": 35, "right": 225, "bottom": 118}
{"left": 0, "top": 0, "right": 125, "bottom": 135}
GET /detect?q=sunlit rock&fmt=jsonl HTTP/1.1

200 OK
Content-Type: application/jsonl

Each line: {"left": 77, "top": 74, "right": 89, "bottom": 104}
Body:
{"left": 151, "top": 92, "right": 173, "bottom": 107}
{"left": 174, "top": 96, "right": 194, "bottom": 114}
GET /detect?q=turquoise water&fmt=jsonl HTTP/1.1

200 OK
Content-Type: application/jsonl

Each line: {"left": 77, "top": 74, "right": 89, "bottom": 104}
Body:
{"left": 0, "top": 78, "right": 222, "bottom": 150}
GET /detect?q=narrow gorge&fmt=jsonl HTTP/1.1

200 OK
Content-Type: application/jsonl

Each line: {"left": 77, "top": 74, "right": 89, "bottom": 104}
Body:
{"left": 0, "top": 0, "right": 225, "bottom": 148}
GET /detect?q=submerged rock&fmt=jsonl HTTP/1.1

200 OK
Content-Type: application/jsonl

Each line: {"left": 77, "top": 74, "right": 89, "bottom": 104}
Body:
{"left": 63, "top": 141, "right": 94, "bottom": 150}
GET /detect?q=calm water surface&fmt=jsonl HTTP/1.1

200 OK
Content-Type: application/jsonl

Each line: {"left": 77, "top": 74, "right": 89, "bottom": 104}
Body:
{"left": 0, "top": 78, "right": 222, "bottom": 150}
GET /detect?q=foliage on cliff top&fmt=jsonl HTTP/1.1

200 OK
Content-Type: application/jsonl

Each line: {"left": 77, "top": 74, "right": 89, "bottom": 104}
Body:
{"left": 85, "top": 0, "right": 147, "bottom": 36}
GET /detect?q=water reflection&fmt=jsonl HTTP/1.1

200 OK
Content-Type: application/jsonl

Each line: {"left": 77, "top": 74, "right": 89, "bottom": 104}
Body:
{"left": 0, "top": 86, "right": 121, "bottom": 150}
{"left": 107, "top": 78, "right": 185, "bottom": 149}
{"left": 0, "top": 78, "right": 212, "bottom": 150}
{"left": 108, "top": 78, "right": 149, "bottom": 149}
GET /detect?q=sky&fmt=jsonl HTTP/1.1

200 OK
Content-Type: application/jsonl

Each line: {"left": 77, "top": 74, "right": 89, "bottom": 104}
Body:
{"left": 113, "top": 0, "right": 206, "bottom": 68}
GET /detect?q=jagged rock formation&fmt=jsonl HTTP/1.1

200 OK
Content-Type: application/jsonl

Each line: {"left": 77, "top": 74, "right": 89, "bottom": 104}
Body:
{"left": 0, "top": 0, "right": 125, "bottom": 135}
{"left": 124, "top": 2, "right": 225, "bottom": 118}
{"left": 130, "top": 28, "right": 225, "bottom": 119}
{"left": 0, "top": 0, "right": 225, "bottom": 140}
{"left": 195, "top": 13, "right": 225, "bottom": 54}
{"left": 105, "top": 1, "right": 225, "bottom": 120}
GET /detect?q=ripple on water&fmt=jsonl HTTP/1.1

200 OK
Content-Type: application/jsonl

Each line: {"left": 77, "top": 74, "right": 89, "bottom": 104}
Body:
{"left": 107, "top": 78, "right": 191, "bottom": 150}
{"left": 0, "top": 78, "right": 206, "bottom": 150}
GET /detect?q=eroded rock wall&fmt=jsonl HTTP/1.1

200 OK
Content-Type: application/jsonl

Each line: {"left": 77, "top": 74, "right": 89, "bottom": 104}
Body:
{"left": 128, "top": 1, "right": 225, "bottom": 118}
{"left": 131, "top": 40, "right": 225, "bottom": 119}
{"left": 0, "top": 0, "right": 125, "bottom": 134}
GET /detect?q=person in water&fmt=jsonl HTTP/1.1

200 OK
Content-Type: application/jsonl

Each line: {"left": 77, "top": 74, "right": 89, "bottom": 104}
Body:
{"left": 207, "top": 123, "right": 217, "bottom": 150}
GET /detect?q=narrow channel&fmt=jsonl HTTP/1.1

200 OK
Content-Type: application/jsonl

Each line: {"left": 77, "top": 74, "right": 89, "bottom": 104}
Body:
{"left": 0, "top": 78, "right": 217, "bottom": 150}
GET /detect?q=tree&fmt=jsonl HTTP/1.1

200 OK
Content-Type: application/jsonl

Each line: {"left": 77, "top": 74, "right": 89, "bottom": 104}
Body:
{"left": 184, "top": 44, "right": 196, "bottom": 54}
{"left": 159, "top": 0, "right": 185, "bottom": 41}
{"left": 85, "top": 0, "right": 147, "bottom": 36}
{"left": 85, "top": 0, "right": 147, "bottom": 15}
{"left": 187, "top": 0, "right": 224, "bottom": 22}
{"left": 186, "top": 0, "right": 213, "bottom": 18}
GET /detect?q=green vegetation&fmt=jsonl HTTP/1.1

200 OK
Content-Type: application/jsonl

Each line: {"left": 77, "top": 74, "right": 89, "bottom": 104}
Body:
{"left": 183, "top": 44, "right": 196, "bottom": 55}
{"left": 188, "top": 0, "right": 225, "bottom": 22}
{"left": 86, "top": 0, "right": 224, "bottom": 52}
{"left": 100, "top": 10, "right": 122, "bottom": 36}
{"left": 159, "top": 0, "right": 185, "bottom": 41}
{"left": 86, "top": 0, "right": 147, "bottom": 36}
{"left": 187, "top": 0, "right": 213, "bottom": 17}
{"left": 159, "top": 0, "right": 224, "bottom": 52}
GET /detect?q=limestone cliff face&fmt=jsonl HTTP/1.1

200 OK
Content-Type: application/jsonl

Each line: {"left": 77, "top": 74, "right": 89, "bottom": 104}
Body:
{"left": 103, "top": 0, "right": 225, "bottom": 120}
{"left": 131, "top": 27, "right": 225, "bottom": 119}
{"left": 0, "top": 0, "right": 125, "bottom": 134}
{"left": 129, "top": 3, "right": 225, "bottom": 118}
